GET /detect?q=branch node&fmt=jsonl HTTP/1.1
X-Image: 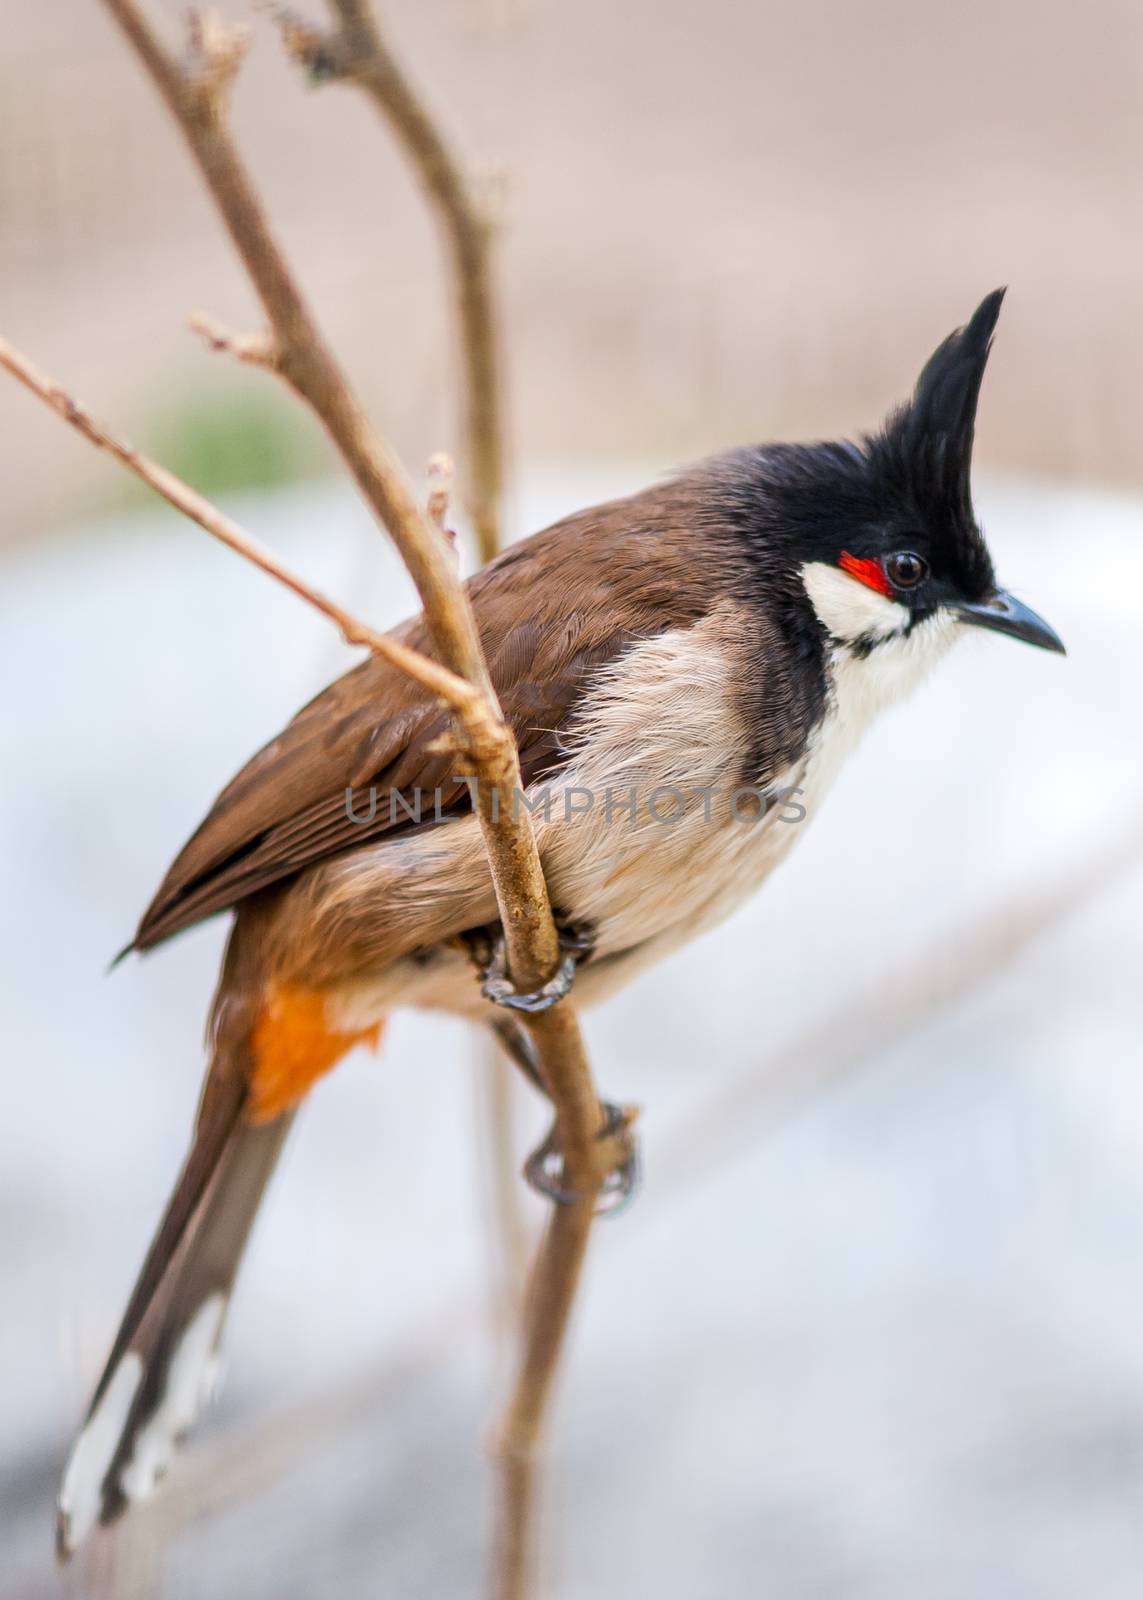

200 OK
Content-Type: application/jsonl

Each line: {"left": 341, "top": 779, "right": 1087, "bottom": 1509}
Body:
{"left": 425, "top": 450, "right": 458, "bottom": 559}
{"left": 189, "top": 311, "right": 279, "bottom": 371}
{"left": 274, "top": 8, "right": 352, "bottom": 85}
{"left": 185, "top": 8, "right": 251, "bottom": 105}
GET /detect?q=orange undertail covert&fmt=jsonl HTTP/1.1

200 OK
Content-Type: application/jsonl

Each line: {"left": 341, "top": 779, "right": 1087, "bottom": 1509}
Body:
{"left": 247, "top": 982, "right": 384, "bottom": 1123}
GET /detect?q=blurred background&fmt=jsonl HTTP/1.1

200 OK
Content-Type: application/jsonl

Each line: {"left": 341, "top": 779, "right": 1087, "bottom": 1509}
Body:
{"left": 2, "top": 1, "right": 1143, "bottom": 1595}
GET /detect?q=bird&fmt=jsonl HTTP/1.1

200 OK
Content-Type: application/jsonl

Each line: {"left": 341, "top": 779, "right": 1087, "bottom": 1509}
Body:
{"left": 57, "top": 287, "right": 1064, "bottom": 1554}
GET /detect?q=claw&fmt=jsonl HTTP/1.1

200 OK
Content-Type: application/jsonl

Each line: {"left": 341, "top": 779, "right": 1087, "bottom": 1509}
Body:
{"left": 478, "top": 914, "right": 593, "bottom": 1012}
{"left": 523, "top": 1101, "right": 640, "bottom": 1218}
{"left": 550, "top": 913, "right": 596, "bottom": 958}
{"left": 468, "top": 915, "right": 596, "bottom": 1015}
{"left": 480, "top": 941, "right": 578, "bottom": 1013}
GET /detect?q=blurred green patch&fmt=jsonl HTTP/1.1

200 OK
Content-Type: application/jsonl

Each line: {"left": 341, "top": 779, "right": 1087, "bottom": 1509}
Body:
{"left": 140, "top": 386, "right": 324, "bottom": 497}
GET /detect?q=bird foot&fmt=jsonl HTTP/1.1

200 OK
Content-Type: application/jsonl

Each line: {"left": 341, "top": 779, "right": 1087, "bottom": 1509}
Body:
{"left": 523, "top": 1101, "right": 640, "bottom": 1217}
{"left": 478, "top": 915, "right": 595, "bottom": 1015}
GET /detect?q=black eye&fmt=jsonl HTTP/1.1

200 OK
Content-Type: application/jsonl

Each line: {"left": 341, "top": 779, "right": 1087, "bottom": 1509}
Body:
{"left": 884, "top": 551, "right": 928, "bottom": 589}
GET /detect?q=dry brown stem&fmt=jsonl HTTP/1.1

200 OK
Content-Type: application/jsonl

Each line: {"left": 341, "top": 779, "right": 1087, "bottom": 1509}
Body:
{"left": 278, "top": 0, "right": 505, "bottom": 564}
{"left": 491, "top": 1197, "right": 595, "bottom": 1599}
{"left": 188, "top": 310, "right": 278, "bottom": 370}
{"left": 0, "top": 338, "right": 479, "bottom": 715}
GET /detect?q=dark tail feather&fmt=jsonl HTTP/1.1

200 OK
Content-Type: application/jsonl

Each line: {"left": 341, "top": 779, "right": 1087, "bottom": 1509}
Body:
{"left": 56, "top": 1100, "right": 293, "bottom": 1558}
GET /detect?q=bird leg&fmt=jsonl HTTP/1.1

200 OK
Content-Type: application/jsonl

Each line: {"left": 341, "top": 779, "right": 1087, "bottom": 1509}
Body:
{"left": 489, "top": 1014, "right": 545, "bottom": 1092}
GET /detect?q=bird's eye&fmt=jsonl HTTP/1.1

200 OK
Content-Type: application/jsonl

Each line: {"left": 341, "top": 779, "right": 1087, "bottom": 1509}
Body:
{"left": 884, "top": 551, "right": 928, "bottom": 589}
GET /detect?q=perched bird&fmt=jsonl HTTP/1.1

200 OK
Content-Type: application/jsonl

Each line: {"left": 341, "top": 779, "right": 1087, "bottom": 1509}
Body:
{"left": 57, "top": 287, "right": 1063, "bottom": 1553}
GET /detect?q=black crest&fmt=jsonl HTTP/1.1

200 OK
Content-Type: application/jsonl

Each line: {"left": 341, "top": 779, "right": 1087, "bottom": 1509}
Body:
{"left": 872, "top": 288, "right": 1005, "bottom": 533}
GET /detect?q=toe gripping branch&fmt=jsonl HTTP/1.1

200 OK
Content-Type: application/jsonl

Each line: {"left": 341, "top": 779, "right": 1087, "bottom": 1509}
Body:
{"left": 480, "top": 940, "right": 578, "bottom": 1013}
{"left": 478, "top": 915, "right": 595, "bottom": 1014}
{"left": 524, "top": 1101, "right": 641, "bottom": 1218}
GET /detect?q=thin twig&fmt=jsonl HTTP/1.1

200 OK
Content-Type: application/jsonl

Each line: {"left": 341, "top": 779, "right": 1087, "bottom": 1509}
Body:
{"left": 0, "top": 338, "right": 479, "bottom": 716}
{"left": 188, "top": 310, "right": 278, "bottom": 370}
{"left": 491, "top": 1199, "right": 594, "bottom": 1599}
{"left": 279, "top": 0, "right": 505, "bottom": 564}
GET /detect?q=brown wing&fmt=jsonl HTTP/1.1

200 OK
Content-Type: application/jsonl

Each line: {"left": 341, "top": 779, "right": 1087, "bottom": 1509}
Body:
{"left": 133, "top": 477, "right": 744, "bottom": 952}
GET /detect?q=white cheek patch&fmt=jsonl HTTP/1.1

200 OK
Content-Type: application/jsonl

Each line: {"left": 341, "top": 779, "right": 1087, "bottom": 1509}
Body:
{"left": 800, "top": 560, "right": 909, "bottom": 644}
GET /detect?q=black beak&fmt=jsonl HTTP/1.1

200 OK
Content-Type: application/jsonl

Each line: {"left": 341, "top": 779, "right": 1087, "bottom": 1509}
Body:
{"left": 952, "top": 589, "right": 1066, "bottom": 655}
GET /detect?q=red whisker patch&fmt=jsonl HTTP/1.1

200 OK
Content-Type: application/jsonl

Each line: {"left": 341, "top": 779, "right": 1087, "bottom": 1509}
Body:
{"left": 838, "top": 551, "right": 893, "bottom": 598}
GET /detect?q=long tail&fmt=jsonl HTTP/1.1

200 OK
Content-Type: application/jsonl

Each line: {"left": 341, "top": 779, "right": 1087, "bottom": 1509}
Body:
{"left": 56, "top": 1083, "right": 293, "bottom": 1557}
{"left": 58, "top": 891, "right": 386, "bottom": 1560}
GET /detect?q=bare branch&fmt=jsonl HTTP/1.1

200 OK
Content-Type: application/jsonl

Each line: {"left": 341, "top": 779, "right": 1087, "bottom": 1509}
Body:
{"left": 187, "top": 7, "right": 251, "bottom": 96}
{"left": 277, "top": 0, "right": 505, "bottom": 564}
{"left": 491, "top": 1200, "right": 592, "bottom": 1599}
{"left": 0, "top": 337, "right": 480, "bottom": 717}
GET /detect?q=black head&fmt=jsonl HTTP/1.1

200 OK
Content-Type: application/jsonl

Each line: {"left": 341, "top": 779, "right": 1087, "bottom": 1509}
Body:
{"left": 736, "top": 289, "right": 1064, "bottom": 655}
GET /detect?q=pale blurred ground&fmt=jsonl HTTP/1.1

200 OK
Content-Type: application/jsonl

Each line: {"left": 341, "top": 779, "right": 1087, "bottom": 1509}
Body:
{"left": 1, "top": 465, "right": 1142, "bottom": 1597}
{"left": 3, "top": 0, "right": 1143, "bottom": 1595}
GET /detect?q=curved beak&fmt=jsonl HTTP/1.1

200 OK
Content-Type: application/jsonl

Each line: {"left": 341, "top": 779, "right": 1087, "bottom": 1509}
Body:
{"left": 952, "top": 589, "right": 1066, "bottom": 655}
